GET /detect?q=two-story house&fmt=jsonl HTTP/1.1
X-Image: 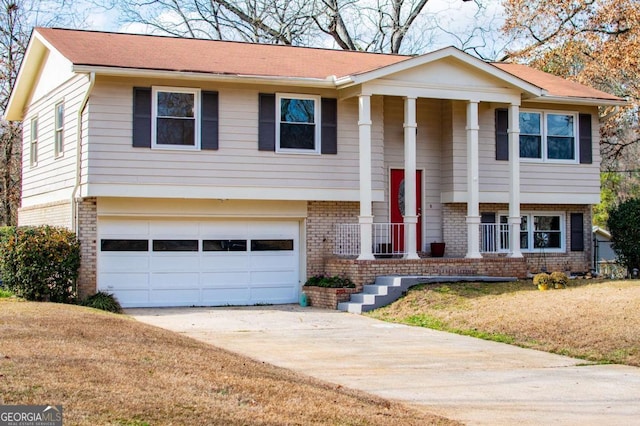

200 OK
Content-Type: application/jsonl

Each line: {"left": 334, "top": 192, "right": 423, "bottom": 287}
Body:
{"left": 5, "top": 28, "right": 624, "bottom": 307}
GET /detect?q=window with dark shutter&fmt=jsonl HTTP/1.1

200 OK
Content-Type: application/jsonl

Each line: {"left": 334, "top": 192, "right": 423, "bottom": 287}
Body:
{"left": 495, "top": 108, "right": 509, "bottom": 161}
{"left": 133, "top": 87, "right": 152, "bottom": 148}
{"left": 579, "top": 114, "right": 592, "bottom": 164}
{"left": 570, "top": 213, "right": 585, "bottom": 251}
{"left": 201, "top": 91, "right": 219, "bottom": 150}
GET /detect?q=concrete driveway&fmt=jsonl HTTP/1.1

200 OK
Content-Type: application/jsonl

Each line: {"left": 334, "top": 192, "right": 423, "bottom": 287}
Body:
{"left": 127, "top": 305, "right": 640, "bottom": 425}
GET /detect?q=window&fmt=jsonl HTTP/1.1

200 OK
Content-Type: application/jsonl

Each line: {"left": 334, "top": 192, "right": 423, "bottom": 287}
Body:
{"left": 276, "top": 94, "right": 320, "bottom": 153}
{"left": 30, "top": 117, "right": 38, "bottom": 166}
{"left": 519, "top": 110, "right": 576, "bottom": 161}
{"left": 101, "top": 239, "right": 149, "bottom": 252}
{"left": 251, "top": 239, "right": 294, "bottom": 251}
{"left": 55, "top": 102, "right": 64, "bottom": 156}
{"left": 152, "top": 240, "right": 199, "bottom": 251}
{"left": 203, "top": 240, "right": 247, "bottom": 252}
{"left": 152, "top": 87, "right": 200, "bottom": 149}
{"left": 498, "top": 213, "right": 565, "bottom": 252}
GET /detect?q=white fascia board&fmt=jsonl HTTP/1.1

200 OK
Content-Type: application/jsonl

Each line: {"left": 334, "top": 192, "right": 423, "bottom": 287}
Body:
{"left": 83, "top": 183, "right": 385, "bottom": 202}
{"left": 525, "top": 95, "right": 627, "bottom": 107}
{"left": 72, "top": 65, "right": 337, "bottom": 88}
{"left": 337, "top": 46, "right": 544, "bottom": 97}
{"left": 441, "top": 191, "right": 599, "bottom": 204}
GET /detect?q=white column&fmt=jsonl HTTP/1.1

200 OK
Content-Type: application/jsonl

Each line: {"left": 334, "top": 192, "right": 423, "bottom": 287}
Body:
{"left": 508, "top": 103, "right": 523, "bottom": 258}
{"left": 466, "top": 100, "right": 482, "bottom": 258}
{"left": 357, "top": 94, "right": 375, "bottom": 260}
{"left": 403, "top": 96, "right": 419, "bottom": 259}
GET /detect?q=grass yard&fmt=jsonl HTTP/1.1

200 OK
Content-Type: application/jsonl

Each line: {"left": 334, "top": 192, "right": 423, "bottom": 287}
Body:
{"left": 0, "top": 300, "right": 456, "bottom": 426}
{"left": 368, "top": 279, "right": 640, "bottom": 366}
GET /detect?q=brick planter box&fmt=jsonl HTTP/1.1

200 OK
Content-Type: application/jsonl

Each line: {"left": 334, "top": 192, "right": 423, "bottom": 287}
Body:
{"left": 302, "top": 286, "right": 358, "bottom": 309}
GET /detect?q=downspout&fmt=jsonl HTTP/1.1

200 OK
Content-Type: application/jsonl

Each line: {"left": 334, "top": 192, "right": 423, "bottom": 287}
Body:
{"left": 71, "top": 72, "right": 95, "bottom": 234}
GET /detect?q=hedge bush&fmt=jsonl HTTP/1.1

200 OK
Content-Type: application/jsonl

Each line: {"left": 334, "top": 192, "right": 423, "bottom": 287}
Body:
{"left": 0, "top": 226, "right": 81, "bottom": 303}
{"left": 608, "top": 198, "right": 640, "bottom": 275}
{"left": 304, "top": 274, "right": 355, "bottom": 288}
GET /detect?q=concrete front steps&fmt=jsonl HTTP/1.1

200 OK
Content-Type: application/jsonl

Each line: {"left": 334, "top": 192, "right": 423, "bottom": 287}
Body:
{"left": 338, "top": 275, "right": 516, "bottom": 314}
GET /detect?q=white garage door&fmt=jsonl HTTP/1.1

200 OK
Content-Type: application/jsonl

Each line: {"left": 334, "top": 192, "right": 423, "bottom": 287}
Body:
{"left": 97, "top": 219, "right": 300, "bottom": 308}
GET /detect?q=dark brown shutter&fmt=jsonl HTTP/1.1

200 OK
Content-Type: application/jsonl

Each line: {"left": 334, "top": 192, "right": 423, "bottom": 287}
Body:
{"left": 495, "top": 108, "right": 509, "bottom": 161}
{"left": 571, "top": 213, "right": 585, "bottom": 251}
{"left": 258, "top": 93, "right": 276, "bottom": 151}
{"left": 201, "top": 91, "right": 219, "bottom": 150}
{"left": 133, "top": 87, "right": 151, "bottom": 148}
{"left": 321, "top": 98, "right": 337, "bottom": 154}
{"left": 579, "top": 114, "right": 592, "bottom": 164}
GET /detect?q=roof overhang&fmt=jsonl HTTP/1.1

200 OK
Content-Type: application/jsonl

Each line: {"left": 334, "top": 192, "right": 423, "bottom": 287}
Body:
{"left": 523, "top": 95, "right": 627, "bottom": 107}
{"left": 72, "top": 65, "right": 337, "bottom": 88}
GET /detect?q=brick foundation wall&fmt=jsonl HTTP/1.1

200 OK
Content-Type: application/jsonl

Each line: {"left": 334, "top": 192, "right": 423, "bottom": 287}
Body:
{"left": 18, "top": 201, "right": 72, "bottom": 228}
{"left": 325, "top": 257, "right": 528, "bottom": 289}
{"left": 306, "top": 201, "right": 359, "bottom": 279}
{"left": 302, "top": 286, "right": 358, "bottom": 309}
{"left": 77, "top": 198, "right": 97, "bottom": 299}
{"left": 443, "top": 203, "right": 593, "bottom": 275}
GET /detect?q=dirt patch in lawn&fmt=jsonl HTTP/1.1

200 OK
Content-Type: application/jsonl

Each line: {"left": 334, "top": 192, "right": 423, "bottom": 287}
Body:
{"left": 368, "top": 279, "right": 640, "bottom": 366}
{"left": 0, "top": 300, "right": 457, "bottom": 425}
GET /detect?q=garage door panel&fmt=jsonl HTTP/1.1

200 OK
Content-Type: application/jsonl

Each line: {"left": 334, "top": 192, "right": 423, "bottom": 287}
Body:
{"left": 249, "top": 270, "right": 298, "bottom": 285}
{"left": 201, "top": 254, "right": 249, "bottom": 270}
{"left": 200, "top": 222, "right": 249, "bottom": 236}
{"left": 99, "top": 272, "right": 149, "bottom": 289}
{"left": 150, "top": 272, "right": 200, "bottom": 289}
{"left": 114, "top": 290, "right": 152, "bottom": 307}
{"left": 100, "top": 255, "right": 150, "bottom": 272}
{"left": 201, "top": 272, "right": 250, "bottom": 286}
{"left": 149, "top": 255, "right": 200, "bottom": 271}
{"left": 250, "top": 254, "right": 297, "bottom": 269}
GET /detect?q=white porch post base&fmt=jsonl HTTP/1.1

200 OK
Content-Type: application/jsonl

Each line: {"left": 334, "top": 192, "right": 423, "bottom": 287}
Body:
{"left": 465, "top": 215, "right": 483, "bottom": 259}
{"left": 507, "top": 216, "right": 523, "bottom": 258}
{"left": 357, "top": 215, "right": 375, "bottom": 260}
{"left": 403, "top": 215, "right": 420, "bottom": 260}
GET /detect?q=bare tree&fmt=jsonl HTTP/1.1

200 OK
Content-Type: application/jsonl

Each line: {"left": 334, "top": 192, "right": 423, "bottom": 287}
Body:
{"left": 104, "top": 0, "right": 485, "bottom": 54}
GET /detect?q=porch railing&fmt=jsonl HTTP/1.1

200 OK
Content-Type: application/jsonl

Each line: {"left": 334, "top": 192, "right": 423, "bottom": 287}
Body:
{"left": 480, "top": 223, "right": 510, "bottom": 253}
{"left": 335, "top": 223, "right": 510, "bottom": 256}
{"left": 334, "top": 223, "right": 406, "bottom": 256}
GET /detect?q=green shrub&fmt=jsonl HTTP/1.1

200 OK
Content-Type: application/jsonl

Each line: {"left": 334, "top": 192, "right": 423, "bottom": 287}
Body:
{"left": 81, "top": 291, "right": 122, "bottom": 313}
{"left": 0, "top": 226, "right": 81, "bottom": 303}
{"left": 0, "top": 288, "right": 13, "bottom": 298}
{"left": 608, "top": 198, "right": 640, "bottom": 275}
{"left": 304, "top": 274, "right": 355, "bottom": 288}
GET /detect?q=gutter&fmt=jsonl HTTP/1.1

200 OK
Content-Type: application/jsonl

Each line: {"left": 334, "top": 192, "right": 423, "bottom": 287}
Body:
{"left": 71, "top": 72, "right": 95, "bottom": 233}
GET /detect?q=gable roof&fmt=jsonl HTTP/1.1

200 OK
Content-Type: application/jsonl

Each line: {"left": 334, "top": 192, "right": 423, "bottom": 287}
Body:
{"left": 5, "top": 27, "right": 625, "bottom": 120}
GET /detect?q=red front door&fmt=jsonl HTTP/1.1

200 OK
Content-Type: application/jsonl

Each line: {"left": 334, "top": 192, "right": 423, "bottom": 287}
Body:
{"left": 390, "top": 169, "right": 423, "bottom": 252}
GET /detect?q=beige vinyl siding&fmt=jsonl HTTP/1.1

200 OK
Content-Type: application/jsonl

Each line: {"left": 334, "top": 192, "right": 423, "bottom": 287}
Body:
{"left": 83, "top": 77, "right": 381, "bottom": 200}
{"left": 376, "top": 97, "right": 444, "bottom": 248}
{"left": 477, "top": 102, "right": 601, "bottom": 199}
{"left": 21, "top": 74, "right": 90, "bottom": 208}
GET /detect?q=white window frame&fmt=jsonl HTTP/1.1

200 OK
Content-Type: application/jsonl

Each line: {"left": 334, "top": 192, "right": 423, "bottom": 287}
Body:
{"left": 54, "top": 102, "right": 64, "bottom": 157}
{"left": 275, "top": 93, "right": 321, "bottom": 154}
{"left": 519, "top": 109, "right": 578, "bottom": 164}
{"left": 30, "top": 117, "right": 38, "bottom": 167}
{"left": 498, "top": 211, "right": 566, "bottom": 253}
{"left": 151, "top": 86, "right": 201, "bottom": 150}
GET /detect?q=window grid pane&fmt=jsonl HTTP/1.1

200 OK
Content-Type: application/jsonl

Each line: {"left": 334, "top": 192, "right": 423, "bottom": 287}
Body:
{"left": 30, "top": 118, "right": 38, "bottom": 166}
{"left": 55, "top": 103, "right": 64, "bottom": 155}
{"left": 277, "top": 95, "right": 318, "bottom": 151}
